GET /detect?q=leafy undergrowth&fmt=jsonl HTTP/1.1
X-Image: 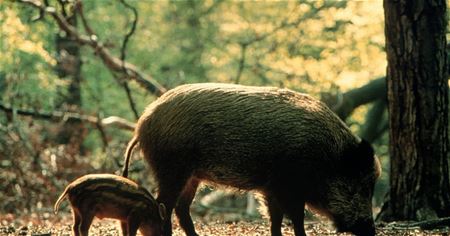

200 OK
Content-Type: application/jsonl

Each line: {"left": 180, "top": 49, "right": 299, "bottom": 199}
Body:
{"left": 1, "top": 213, "right": 449, "bottom": 236}
{"left": 1, "top": 134, "right": 449, "bottom": 235}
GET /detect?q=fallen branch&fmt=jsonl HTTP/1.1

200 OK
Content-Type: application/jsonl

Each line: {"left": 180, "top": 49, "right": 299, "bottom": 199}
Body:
{"left": 0, "top": 103, "right": 135, "bottom": 131}
{"left": 18, "top": 0, "right": 166, "bottom": 96}
{"left": 321, "top": 77, "right": 387, "bottom": 120}
{"left": 384, "top": 217, "right": 450, "bottom": 230}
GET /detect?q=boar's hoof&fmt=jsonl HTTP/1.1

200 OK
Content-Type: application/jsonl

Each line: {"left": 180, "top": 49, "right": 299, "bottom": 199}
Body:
{"left": 348, "top": 219, "right": 375, "bottom": 236}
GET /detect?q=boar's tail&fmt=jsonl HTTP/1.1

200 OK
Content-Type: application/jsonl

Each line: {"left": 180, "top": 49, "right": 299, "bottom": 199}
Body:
{"left": 54, "top": 187, "right": 69, "bottom": 214}
{"left": 122, "top": 136, "right": 139, "bottom": 177}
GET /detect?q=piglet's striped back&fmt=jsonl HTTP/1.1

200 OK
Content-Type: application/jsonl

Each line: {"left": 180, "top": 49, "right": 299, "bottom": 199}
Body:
{"left": 54, "top": 174, "right": 157, "bottom": 214}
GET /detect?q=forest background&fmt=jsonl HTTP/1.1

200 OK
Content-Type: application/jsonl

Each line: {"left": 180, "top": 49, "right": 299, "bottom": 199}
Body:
{"left": 0, "top": 0, "right": 447, "bottom": 234}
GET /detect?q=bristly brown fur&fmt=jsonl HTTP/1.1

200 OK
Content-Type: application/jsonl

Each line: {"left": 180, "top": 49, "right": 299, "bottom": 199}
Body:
{"left": 126, "top": 83, "right": 380, "bottom": 236}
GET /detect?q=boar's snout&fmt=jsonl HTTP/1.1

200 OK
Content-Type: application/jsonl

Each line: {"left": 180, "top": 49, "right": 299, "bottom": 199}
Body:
{"left": 348, "top": 218, "right": 375, "bottom": 236}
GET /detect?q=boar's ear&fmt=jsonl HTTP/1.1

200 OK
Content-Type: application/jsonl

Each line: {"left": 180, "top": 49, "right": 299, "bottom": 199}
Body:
{"left": 343, "top": 139, "right": 375, "bottom": 173}
{"left": 357, "top": 139, "right": 374, "bottom": 158}
{"left": 158, "top": 203, "right": 166, "bottom": 221}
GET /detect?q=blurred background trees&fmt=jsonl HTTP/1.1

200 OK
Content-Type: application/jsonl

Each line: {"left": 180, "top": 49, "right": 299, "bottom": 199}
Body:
{"left": 1, "top": 0, "right": 444, "bottom": 225}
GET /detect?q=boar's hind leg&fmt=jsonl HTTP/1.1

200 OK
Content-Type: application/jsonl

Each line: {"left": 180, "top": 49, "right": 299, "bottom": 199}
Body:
{"left": 175, "top": 178, "right": 200, "bottom": 236}
{"left": 265, "top": 194, "right": 284, "bottom": 236}
{"left": 284, "top": 202, "right": 306, "bottom": 236}
{"left": 120, "top": 222, "right": 128, "bottom": 236}
{"left": 154, "top": 162, "right": 195, "bottom": 236}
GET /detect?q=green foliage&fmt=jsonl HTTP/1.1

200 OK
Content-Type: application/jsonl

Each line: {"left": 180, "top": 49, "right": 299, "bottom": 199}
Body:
{"left": 0, "top": 3, "right": 61, "bottom": 109}
{"left": 0, "top": 0, "right": 391, "bottom": 218}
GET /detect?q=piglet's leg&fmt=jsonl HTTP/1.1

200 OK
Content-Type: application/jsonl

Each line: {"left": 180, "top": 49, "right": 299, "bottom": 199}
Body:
{"left": 72, "top": 210, "right": 82, "bottom": 236}
{"left": 79, "top": 213, "right": 94, "bottom": 236}
{"left": 126, "top": 211, "right": 140, "bottom": 236}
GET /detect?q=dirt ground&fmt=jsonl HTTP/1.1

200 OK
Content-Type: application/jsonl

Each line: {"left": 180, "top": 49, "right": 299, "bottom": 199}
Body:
{"left": 1, "top": 213, "right": 449, "bottom": 236}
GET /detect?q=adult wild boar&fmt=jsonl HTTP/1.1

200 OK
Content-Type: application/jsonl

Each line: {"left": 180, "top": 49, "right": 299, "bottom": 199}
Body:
{"left": 123, "top": 83, "right": 381, "bottom": 236}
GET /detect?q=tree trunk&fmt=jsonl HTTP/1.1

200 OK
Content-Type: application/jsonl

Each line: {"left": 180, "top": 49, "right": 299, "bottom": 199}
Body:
{"left": 55, "top": 11, "right": 86, "bottom": 152}
{"left": 380, "top": 0, "right": 450, "bottom": 221}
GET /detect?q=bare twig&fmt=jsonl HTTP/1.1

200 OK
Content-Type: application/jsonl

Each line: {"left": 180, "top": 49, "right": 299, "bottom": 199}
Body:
{"left": 56, "top": 0, "right": 67, "bottom": 17}
{"left": 118, "top": 0, "right": 139, "bottom": 120}
{"left": 253, "top": 62, "right": 313, "bottom": 83}
{"left": 18, "top": 0, "right": 166, "bottom": 96}
{"left": 118, "top": 0, "right": 138, "bottom": 66}
{"left": 240, "top": 2, "right": 333, "bottom": 46}
{"left": 200, "top": 0, "right": 223, "bottom": 16}
{"left": 0, "top": 103, "right": 136, "bottom": 131}
{"left": 226, "top": 2, "right": 341, "bottom": 85}
{"left": 234, "top": 43, "right": 247, "bottom": 84}
{"left": 95, "top": 116, "right": 109, "bottom": 151}
{"left": 74, "top": 0, "right": 95, "bottom": 36}
{"left": 122, "top": 80, "right": 139, "bottom": 120}
{"left": 30, "top": 0, "right": 48, "bottom": 22}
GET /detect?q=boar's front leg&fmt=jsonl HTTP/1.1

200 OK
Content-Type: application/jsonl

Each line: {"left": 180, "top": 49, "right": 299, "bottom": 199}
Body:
{"left": 290, "top": 208, "right": 306, "bottom": 236}
{"left": 120, "top": 222, "right": 128, "bottom": 236}
{"left": 175, "top": 178, "right": 200, "bottom": 236}
{"left": 265, "top": 194, "right": 284, "bottom": 236}
{"left": 283, "top": 200, "right": 306, "bottom": 236}
{"left": 268, "top": 190, "right": 306, "bottom": 236}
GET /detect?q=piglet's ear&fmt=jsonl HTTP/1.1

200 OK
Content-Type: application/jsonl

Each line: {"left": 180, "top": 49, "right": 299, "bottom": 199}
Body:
{"left": 343, "top": 139, "right": 375, "bottom": 173}
{"left": 158, "top": 203, "right": 166, "bottom": 221}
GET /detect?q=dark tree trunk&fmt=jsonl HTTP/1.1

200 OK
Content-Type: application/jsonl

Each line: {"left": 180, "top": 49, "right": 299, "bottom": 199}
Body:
{"left": 55, "top": 11, "right": 86, "bottom": 151}
{"left": 380, "top": 0, "right": 450, "bottom": 221}
{"left": 55, "top": 13, "right": 82, "bottom": 108}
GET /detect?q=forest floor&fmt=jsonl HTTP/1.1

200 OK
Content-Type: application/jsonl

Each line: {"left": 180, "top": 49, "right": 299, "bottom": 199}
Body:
{"left": 1, "top": 213, "right": 449, "bottom": 236}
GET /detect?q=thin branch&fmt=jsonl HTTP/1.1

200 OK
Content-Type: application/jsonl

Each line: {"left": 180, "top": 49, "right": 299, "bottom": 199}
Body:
{"left": 118, "top": 0, "right": 138, "bottom": 67}
{"left": 0, "top": 103, "right": 136, "bottom": 131}
{"left": 253, "top": 62, "right": 314, "bottom": 84}
{"left": 241, "top": 2, "right": 331, "bottom": 46}
{"left": 226, "top": 2, "right": 339, "bottom": 85}
{"left": 95, "top": 116, "right": 109, "bottom": 151}
{"left": 30, "top": 0, "right": 48, "bottom": 22}
{"left": 122, "top": 81, "right": 139, "bottom": 120}
{"left": 56, "top": 0, "right": 67, "bottom": 17}
{"left": 74, "top": 0, "right": 95, "bottom": 36}
{"left": 234, "top": 43, "right": 247, "bottom": 84}
{"left": 118, "top": 0, "right": 139, "bottom": 120}
{"left": 76, "top": 0, "right": 139, "bottom": 119}
{"left": 18, "top": 0, "right": 166, "bottom": 96}
{"left": 200, "top": 0, "right": 223, "bottom": 16}
{"left": 359, "top": 99, "right": 387, "bottom": 143}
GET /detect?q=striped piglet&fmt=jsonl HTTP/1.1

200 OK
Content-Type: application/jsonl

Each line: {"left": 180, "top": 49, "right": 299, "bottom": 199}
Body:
{"left": 54, "top": 174, "right": 165, "bottom": 236}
